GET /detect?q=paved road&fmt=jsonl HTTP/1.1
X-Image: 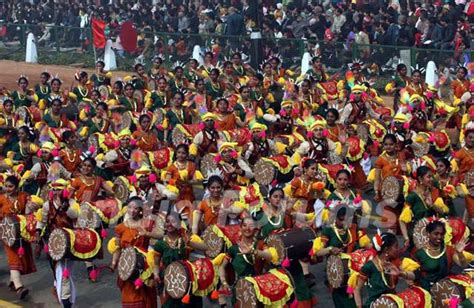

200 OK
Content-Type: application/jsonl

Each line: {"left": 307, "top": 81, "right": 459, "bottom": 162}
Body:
{"left": 0, "top": 196, "right": 468, "bottom": 307}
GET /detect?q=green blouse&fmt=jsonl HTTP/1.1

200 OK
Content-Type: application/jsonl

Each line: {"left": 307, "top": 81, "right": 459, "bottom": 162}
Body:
{"left": 227, "top": 244, "right": 257, "bottom": 278}
{"left": 11, "top": 90, "right": 33, "bottom": 108}
{"left": 405, "top": 192, "right": 437, "bottom": 222}
{"left": 43, "top": 113, "right": 63, "bottom": 128}
{"left": 72, "top": 86, "right": 90, "bottom": 102}
{"left": 414, "top": 246, "right": 450, "bottom": 290}
{"left": 259, "top": 214, "right": 286, "bottom": 239}
{"left": 205, "top": 81, "right": 223, "bottom": 100}
{"left": 360, "top": 260, "right": 395, "bottom": 308}
{"left": 153, "top": 238, "right": 186, "bottom": 268}
{"left": 321, "top": 226, "right": 352, "bottom": 249}
{"left": 149, "top": 92, "right": 168, "bottom": 110}
{"left": 34, "top": 84, "right": 51, "bottom": 100}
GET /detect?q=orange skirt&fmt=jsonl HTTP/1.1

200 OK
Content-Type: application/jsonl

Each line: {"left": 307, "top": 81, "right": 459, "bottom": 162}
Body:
{"left": 4, "top": 242, "right": 36, "bottom": 274}
{"left": 118, "top": 278, "right": 157, "bottom": 308}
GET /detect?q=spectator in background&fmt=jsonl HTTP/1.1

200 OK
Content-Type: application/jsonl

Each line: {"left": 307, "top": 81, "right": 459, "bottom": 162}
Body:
{"left": 331, "top": 8, "right": 346, "bottom": 34}
{"left": 225, "top": 6, "right": 245, "bottom": 36}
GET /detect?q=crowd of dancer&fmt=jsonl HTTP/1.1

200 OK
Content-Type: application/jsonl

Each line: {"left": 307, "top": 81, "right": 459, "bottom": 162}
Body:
{"left": 0, "top": 49, "right": 473, "bottom": 308}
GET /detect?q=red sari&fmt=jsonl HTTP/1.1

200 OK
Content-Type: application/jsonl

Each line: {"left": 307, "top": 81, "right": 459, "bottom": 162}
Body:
{"left": 0, "top": 192, "right": 36, "bottom": 274}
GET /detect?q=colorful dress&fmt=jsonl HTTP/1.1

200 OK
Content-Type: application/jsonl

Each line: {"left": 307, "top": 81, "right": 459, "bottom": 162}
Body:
{"left": 405, "top": 189, "right": 442, "bottom": 223}
{"left": 71, "top": 175, "right": 104, "bottom": 203}
{"left": 132, "top": 129, "right": 160, "bottom": 152}
{"left": 0, "top": 192, "right": 36, "bottom": 275}
{"left": 72, "top": 85, "right": 91, "bottom": 102}
{"left": 320, "top": 225, "right": 359, "bottom": 308}
{"left": 115, "top": 223, "right": 157, "bottom": 308}
{"left": 10, "top": 141, "right": 38, "bottom": 170}
{"left": 205, "top": 80, "right": 224, "bottom": 101}
{"left": 153, "top": 236, "right": 189, "bottom": 308}
{"left": 166, "top": 161, "right": 201, "bottom": 202}
{"left": 59, "top": 147, "right": 82, "bottom": 173}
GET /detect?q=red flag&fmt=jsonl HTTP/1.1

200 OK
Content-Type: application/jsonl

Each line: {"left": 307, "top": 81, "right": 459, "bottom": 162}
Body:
{"left": 91, "top": 18, "right": 106, "bottom": 49}
{"left": 120, "top": 21, "right": 137, "bottom": 53}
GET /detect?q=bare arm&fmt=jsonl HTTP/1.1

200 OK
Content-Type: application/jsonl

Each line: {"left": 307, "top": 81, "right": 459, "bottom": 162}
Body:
{"left": 354, "top": 276, "right": 366, "bottom": 308}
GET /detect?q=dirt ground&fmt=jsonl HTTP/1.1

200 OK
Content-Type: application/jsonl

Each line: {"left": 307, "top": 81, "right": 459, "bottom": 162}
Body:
{"left": 0, "top": 59, "right": 394, "bottom": 106}
{"left": 0, "top": 60, "right": 130, "bottom": 90}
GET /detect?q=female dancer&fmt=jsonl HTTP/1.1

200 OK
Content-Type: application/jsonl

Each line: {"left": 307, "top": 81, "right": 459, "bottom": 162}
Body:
{"left": 35, "top": 71, "right": 51, "bottom": 101}
{"left": 354, "top": 233, "right": 411, "bottom": 308}
{"left": 72, "top": 71, "right": 91, "bottom": 102}
{"left": 314, "top": 206, "right": 370, "bottom": 308}
{"left": 59, "top": 130, "right": 82, "bottom": 174}
{"left": 218, "top": 217, "right": 277, "bottom": 305}
{"left": 400, "top": 166, "right": 448, "bottom": 247}
{"left": 153, "top": 213, "right": 207, "bottom": 307}
{"left": 192, "top": 175, "right": 231, "bottom": 234}
{"left": 9, "top": 125, "right": 38, "bottom": 170}
{"left": 0, "top": 176, "right": 37, "bottom": 299}
{"left": 12, "top": 76, "right": 37, "bottom": 108}
{"left": 411, "top": 220, "right": 468, "bottom": 290}
{"left": 147, "top": 77, "right": 170, "bottom": 110}
{"left": 164, "top": 91, "right": 192, "bottom": 143}
{"left": 454, "top": 128, "right": 474, "bottom": 223}
{"left": 373, "top": 134, "right": 407, "bottom": 230}
{"left": 37, "top": 179, "right": 80, "bottom": 308}
{"left": 165, "top": 144, "right": 203, "bottom": 203}
{"left": 110, "top": 197, "right": 161, "bottom": 308}
{"left": 70, "top": 158, "right": 114, "bottom": 203}
{"left": 132, "top": 113, "right": 161, "bottom": 152}
{"left": 258, "top": 186, "right": 293, "bottom": 239}
{"left": 0, "top": 99, "right": 19, "bottom": 155}
{"left": 434, "top": 157, "right": 457, "bottom": 216}
{"left": 90, "top": 60, "right": 112, "bottom": 87}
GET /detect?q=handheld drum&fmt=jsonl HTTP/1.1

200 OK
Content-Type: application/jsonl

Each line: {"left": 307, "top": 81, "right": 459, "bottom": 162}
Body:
{"left": 430, "top": 275, "right": 470, "bottom": 308}
{"left": 266, "top": 228, "right": 316, "bottom": 263}
{"left": 48, "top": 228, "right": 101, "bottom": 261}
{"left": 0, "top": 214, "right": 37, "bottom": 247}
{"left": 371, "top": 286, "right": 431, "bottom": 308}
{"left": 326, "top": 249, "right": 376, "bottom": 289}
{"left": 201, "top": 224, "right": 241, "bottom": 258}
{"left": 235, "top": 269, "right": 294, "bottom": 308}
{"left": 164, "top": 258, "right": 218, "bottom": 299}
{"left": 118, "top": 246, "right": 147, "bottom": 282}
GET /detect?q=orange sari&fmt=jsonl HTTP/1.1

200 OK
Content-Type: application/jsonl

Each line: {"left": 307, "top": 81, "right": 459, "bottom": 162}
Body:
{"left": 197, "top": 199, "right": 220, "bottom": 226}
{"left": 0, "top": 192, "right": 36, "bottom": 274}
{"left": 166, "top": 161, "right": 197, "bottom": 202}
{"left": 59, "top": 147, "right": 82, "bottom": 173}
{"left": 451, "top": 79, "right": 469, "bottom": 100}
{"left": 132, "top": 130, "right": 160, "bottom": 152}
{"left": 215, "top": 113, "right": 237, "bottom": 131}
{"left": 115, "top": 223, "right": 157, "bottom": 308}
{"left": 71, "top": 175, "right": 103, "bottom": 203}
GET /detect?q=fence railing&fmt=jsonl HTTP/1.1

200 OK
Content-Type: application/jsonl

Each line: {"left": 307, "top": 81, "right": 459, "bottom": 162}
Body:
{"left": 1, "top": 22, "right": 471, "bottom": 91}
